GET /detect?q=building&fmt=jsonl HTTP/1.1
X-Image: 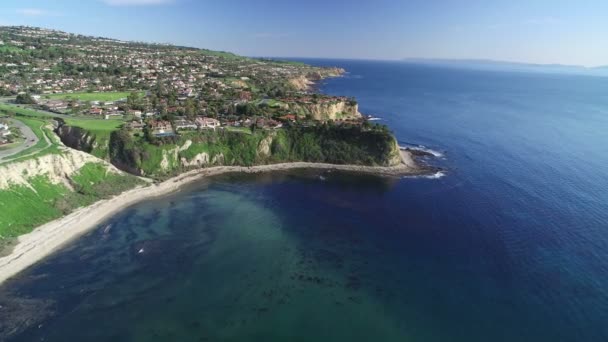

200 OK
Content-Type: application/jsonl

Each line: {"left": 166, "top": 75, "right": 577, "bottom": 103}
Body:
{"left": 42, "top": 100, "right": 68, "bottom": 111}
{"left": 128, "top": 109, "right": 143, "bottom": 118}
{"left": 90, "top": 107, "right": 103, "bottom": 115}
{"left": 256, "top": 118, "right": 281, "bottom": 129}
{"left": 195, "top": 117, "right": 221, "bottom": 129}
{"left": 149, "top": 120, "right": 174, "bottom": 136}
{"left": 127, "top": 120, "right": 144, "bottom": 130}
{"left": 174, "top": 119, "right": 197, "bottom": 130}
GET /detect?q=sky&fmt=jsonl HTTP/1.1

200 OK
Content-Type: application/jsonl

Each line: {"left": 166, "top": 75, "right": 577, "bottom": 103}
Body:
{"left": 1, "top": 0, "right": 608, "bottom": 66}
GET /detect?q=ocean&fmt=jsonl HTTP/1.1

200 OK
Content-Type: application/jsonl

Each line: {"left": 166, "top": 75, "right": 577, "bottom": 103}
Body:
{"left": 1, "top": 60, "right": 608, "bottom": 341}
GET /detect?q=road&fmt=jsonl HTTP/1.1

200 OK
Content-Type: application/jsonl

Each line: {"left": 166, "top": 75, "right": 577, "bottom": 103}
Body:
{"left": 0, "top": 118, "right": 39, "bottom": 161}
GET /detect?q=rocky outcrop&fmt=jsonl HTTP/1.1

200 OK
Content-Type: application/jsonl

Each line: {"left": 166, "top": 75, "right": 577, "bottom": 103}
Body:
{"left": 257, "top": 133, "right": 274, "bottom": 159}
{"left": 181, "top": 152, "right": 209, "bottom": 167}
{"left": 289, "top": 75, "right": 314, "bottom": 92}
{"left": 180, "top": 152, "right": 225, "bottom": 168}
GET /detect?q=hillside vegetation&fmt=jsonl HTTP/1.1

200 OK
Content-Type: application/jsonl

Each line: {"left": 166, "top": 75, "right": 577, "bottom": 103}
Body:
{"left": 0, "top": 155, "right": 143, "bottom": 251}
{"left": 0, "top": 110, "right": 143, "bottom": 252}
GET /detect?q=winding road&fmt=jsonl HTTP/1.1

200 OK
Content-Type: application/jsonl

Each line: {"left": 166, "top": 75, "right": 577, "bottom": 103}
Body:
{"left": 0, "top": 118, "right": 39, "bottom": 161}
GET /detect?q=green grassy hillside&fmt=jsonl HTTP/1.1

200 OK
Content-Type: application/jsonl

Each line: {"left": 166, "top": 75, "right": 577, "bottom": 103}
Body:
{"left": 0, "top": 162, "right": 143, "bottom": 249}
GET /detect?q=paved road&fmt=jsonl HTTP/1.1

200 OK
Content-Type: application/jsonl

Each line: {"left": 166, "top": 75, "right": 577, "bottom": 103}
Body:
{"left": 0, "top": 118, "right": 39, "bottom": 161}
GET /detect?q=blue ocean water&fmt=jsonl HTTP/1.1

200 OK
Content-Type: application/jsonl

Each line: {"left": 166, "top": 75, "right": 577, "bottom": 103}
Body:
{"left": 1, "top": 60, "right": 608, "bottom": 341}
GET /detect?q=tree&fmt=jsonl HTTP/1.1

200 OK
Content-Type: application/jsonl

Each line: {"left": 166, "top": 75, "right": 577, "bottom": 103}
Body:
{"left": 185, "top": 98, "right": 196, "bottom": 119}
{"left": 127, "top": 91, "right": 142, "bottom": 110}
{"left": 15, "top": 93, "right": 36, "bottom": 104}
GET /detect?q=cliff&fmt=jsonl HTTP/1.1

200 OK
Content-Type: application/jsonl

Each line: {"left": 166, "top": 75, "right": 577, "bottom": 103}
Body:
{"left": 0, "top": 146, "right": 143, "bottom": 242}
{"left": 289, "top": 67, "right": 346, "bottom": 91}
{"left": 56, "top": 125, "right": 111, "bottom": 159}
{"left": 287, "top": 100, "right": 361, "bottom": 121}
{"left": 107, "top": 124, "right": 401, "bottom": 178}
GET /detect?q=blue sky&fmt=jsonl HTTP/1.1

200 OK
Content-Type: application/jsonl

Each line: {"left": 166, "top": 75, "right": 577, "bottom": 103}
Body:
{"left": 1, "top": 0, "right": 607, "bottom": 66}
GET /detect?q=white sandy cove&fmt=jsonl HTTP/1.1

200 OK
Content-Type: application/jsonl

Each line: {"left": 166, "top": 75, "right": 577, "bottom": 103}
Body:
{"left": 0, "top": 151, "right": 423, "bottom": 285}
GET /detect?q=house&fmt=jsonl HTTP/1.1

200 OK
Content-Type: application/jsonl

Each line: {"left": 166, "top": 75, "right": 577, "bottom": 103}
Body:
{"left": 174, "top": 119, "right": 197, "bottom": 130}
{"left": 195, "top": 117, "right": 221, "bottom": 129}
{"left": 43, "top": 100, "right": 68, "bottom": 111}
{"left": 256, "top": 118, "right": 281, "bottom": 129}
{"left": 127, "top": 120, "right": 144, "bottom": 130}
{"left": 279, "top": 114, "right": 297, "bottom": 122}
{"left": 149, "top": 120, "right": 174, "bottom": 136}
{"left": 128, "top": 109, "right": 143, "bottom": 118}
{"left": 90, "top": 107, "right": 103, "bottom": 115}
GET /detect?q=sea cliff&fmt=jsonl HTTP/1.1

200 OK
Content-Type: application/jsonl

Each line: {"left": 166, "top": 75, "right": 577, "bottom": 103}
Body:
{"left": 289, "top": 67, "right": 346, "bottom": 91}
{"left": 101, "top": 124, "right": 405, "bottom": 178}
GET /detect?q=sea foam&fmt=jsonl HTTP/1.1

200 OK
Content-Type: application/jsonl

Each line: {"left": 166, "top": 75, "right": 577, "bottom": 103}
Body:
{"left": 399, "top": 144, "right": 444, "bottom": 158}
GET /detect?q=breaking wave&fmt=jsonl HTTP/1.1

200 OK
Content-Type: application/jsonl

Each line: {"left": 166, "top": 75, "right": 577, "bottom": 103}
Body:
{"left": 399, "top": 143, "right": 444, "bottom": 158}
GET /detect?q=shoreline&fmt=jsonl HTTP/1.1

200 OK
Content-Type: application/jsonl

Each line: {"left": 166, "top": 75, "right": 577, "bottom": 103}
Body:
{"left": 0, "top": 151, "right": 431, "bottom": 285}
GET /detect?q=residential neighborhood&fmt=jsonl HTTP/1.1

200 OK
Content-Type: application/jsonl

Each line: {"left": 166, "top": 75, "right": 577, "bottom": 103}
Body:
{"left": 0, "top": 26, "right": 370, "bottom": 147}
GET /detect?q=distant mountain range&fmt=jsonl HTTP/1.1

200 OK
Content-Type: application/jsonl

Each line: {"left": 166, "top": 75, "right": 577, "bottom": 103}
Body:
{"left": 402, "top": 58, "right": 608, "bottom": 77}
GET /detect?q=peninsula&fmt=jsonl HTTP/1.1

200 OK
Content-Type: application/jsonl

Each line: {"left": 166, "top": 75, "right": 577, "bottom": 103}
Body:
{"left": 0, "top": 26, "right": 429, "bottom": 284}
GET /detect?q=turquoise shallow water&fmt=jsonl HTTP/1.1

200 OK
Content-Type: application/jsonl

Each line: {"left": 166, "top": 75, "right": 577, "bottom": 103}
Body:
{"left": 2, "top": 61, "right": 608, "bottom": 341}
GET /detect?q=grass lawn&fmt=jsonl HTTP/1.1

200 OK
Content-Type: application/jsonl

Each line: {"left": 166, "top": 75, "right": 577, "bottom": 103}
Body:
{"left": 45, "top": 91, "right": 136, "bottom": 102}
{"left": 63, "top": 117, "right": 124, "bottom": 132}
{"left": 0, "top": 102, "right": 54, "bottom": 118}
{"left": 225, "top": 126, "right": 252, "bottom": 134}
{"left": 255, "top": 99, "right": 286, "bottom": 108}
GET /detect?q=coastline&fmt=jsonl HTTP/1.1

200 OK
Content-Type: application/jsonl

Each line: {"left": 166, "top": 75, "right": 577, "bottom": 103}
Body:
{"left": 0, "top": 151, "right": 429, "bottom": 285}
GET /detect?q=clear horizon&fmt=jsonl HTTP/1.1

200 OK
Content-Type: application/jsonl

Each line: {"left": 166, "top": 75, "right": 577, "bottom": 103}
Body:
{"left": 1, "top": 0, "right": 608, "bottom": 67}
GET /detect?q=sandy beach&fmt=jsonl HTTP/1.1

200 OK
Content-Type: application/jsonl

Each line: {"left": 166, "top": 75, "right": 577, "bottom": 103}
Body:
{"left": 0, "top": 151, "right": 427, "bottom": 285}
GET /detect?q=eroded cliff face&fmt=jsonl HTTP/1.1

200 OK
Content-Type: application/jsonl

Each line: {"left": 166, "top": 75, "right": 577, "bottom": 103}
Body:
{"left": 56, "top": 126, "right": 95, "bottom": 154}
{"left": 0, "top": 149, "right": 119, "bottom": 190}
{"left": 56, "top": 125, "right": 111, "bottom": 159}
{"left": 387, "top": 138, "right": 404, "bottom": 167}
{"left": 0, "top": 136, "right": 143, "bottom": 238}
{"left": 288, "top": 100, "right": 361, "bottom": 121}
{"left": 150, "top": 137, "right": 272, "bottom": 174}
{"left": 288, "top": 75, "right": 314, "bottom": 92}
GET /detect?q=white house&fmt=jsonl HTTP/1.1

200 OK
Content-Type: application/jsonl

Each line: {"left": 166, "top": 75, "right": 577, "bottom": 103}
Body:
{"left": 195, "top": 117, "right": 221, "bottom": 129}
